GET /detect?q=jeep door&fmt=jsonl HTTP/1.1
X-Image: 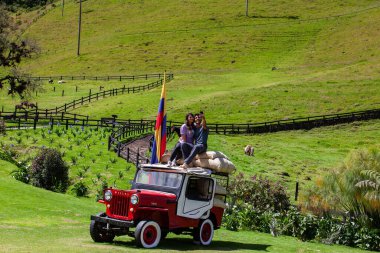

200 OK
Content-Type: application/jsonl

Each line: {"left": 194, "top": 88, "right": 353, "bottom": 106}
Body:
{"left": 177, "top": 176, "right": 215, "bottom": 219}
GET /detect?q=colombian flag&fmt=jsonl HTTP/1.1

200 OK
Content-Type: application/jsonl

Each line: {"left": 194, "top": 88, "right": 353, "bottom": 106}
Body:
{"left": 150, "top": 72, "right": 167, "bottom": 164}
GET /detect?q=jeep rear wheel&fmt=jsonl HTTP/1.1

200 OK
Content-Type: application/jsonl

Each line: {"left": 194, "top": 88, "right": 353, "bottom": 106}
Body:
{"left": 90, "top": 213, "right": 115, "bottom": 243}
{"left": 135, "top": 220, "right": 161, "bottom": 248}
{"left": 194, "top": 219, "right": 214, "bottom": 246}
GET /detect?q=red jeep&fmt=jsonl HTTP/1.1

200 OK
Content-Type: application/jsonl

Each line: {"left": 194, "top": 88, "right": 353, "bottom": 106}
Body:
{"left": 90, "top": 164, "right": 228, "bottom": 248}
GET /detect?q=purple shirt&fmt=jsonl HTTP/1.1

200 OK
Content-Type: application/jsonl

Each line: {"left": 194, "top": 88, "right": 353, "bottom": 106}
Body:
{"left": 180, "top": 124, "right": 194, "bottom": 143}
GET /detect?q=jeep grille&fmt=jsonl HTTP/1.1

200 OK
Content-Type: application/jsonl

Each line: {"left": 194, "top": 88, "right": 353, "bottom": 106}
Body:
{"left": 110, "top": 190, "right": 129, "bottom": 217}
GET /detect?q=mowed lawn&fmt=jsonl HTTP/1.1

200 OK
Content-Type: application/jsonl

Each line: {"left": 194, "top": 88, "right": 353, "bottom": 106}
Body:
{"left": 0, "top": 160, "right": 374, "bottom": 253}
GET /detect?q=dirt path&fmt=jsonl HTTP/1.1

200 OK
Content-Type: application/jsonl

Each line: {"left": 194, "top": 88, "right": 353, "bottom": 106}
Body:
{"left": 120, "top": 134, "right": 153, "bottom": 163}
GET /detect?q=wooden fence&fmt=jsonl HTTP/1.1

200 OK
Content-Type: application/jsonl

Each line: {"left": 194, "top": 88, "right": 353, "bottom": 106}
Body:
{"left": 16, "top": 73, "right": 174, "bottom": 115}
{"left": 23, "top": 73, "right": 169, "bottom": 82}
{"left": 206, "top": 109, "right": 380, "bottom": 134}
{"left": 2, "top": 108, "right": 380, "bottom": 166}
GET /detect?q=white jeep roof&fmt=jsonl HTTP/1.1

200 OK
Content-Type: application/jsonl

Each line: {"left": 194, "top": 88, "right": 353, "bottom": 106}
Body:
{"left": 140, "top": 163, "right": 212, "bottom": 176}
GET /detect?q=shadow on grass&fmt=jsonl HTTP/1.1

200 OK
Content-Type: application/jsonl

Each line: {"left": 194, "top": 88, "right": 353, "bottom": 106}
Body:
{"left": 112, "top": 237, "right": 271, "bottom": 251}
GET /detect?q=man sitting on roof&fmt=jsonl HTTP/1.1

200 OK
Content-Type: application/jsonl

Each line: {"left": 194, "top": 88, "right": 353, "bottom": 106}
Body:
{"left": 180, "top": 112, "right": 208, "bottom": 169}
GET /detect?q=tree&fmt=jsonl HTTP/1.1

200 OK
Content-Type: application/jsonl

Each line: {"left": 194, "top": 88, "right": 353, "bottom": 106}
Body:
{"left": 0, "top": 5, "right": 39, "bottom": 98}
{"left": 3, "top": 0, "right": 50, "bottom": 9}
{"left": 29, "top": 148, "right": 69, "bottom": 193}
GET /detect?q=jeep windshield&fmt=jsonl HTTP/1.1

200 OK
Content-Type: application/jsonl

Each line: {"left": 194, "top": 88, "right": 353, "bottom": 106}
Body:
{"left": 132, "top": 169, "right": 184, "bottom": 195}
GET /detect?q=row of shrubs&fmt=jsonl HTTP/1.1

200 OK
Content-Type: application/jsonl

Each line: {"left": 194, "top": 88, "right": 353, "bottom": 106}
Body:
{"left": 223, "top": 173, "right": 380, "bottom": 251}
{"left": 7, "top": 147, "right": 93, "bottom": 197}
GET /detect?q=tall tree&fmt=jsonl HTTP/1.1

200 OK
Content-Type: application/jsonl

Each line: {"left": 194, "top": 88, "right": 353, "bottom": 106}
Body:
{"left": 0, "top": 5, "right": 39, "bottom": 98}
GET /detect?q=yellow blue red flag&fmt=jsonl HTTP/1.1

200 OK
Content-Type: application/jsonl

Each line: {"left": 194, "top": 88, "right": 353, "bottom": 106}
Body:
{"left": 150, "top": 72, "right": 167, "bottom": 164}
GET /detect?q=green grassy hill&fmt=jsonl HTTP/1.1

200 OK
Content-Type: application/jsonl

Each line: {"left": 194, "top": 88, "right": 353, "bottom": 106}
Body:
{"left": 0, "top": 159, "right": 374, "bottom": 252}
{"left": 3, "top": 0, "right": 376, "bottom": 122}
{"left": 1, "top": 1, "right": 380, "bottom": 251}
{"left": 2, "top": 0, "right": 378, "bottom": 201}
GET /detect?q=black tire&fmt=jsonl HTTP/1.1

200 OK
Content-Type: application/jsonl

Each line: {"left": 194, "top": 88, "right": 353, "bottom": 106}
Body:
{"left": 90, "top": 213, "right": 115, "bottom": 243}
{"left": 193, "top": 219, "right": 214, "bottom": 246}
{"left": 135, "top": 220, "right": 161, "bottom": 248}
{"left": 160, "top": 230, "right": 168, "bottom": 241}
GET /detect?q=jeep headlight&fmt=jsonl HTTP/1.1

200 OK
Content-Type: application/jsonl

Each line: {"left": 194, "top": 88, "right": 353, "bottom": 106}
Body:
{"left": 131, "top": 194, "right": 139, "bottom": 205}
{"left": 104, "top": 190, "right": 112, "bottom": 201}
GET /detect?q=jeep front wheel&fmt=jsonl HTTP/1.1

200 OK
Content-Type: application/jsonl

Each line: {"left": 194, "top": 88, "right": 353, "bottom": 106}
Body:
{"left": 194, "top": 219, "right": 214, "bottom": 246}
{"left": 90, "top": 214, "right": 115, "bottom": 243}
{"left": 135, "top": 220, "right": 161, "bottom": 248}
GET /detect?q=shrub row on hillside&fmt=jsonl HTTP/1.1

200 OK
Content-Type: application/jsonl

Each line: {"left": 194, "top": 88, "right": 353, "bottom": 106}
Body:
{"left": 224, "top": 173, "right": 380, "bottom": 251}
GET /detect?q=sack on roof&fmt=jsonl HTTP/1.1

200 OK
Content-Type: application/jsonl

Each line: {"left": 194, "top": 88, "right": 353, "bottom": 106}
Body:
{"left": 193, "top": 157, "right": 236, "bottom": 174}
{"left": 195, "top": 151, "right": 229, "bottom": 160}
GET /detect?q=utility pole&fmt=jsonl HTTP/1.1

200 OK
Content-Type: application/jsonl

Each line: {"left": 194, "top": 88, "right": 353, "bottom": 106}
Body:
{"left": 61, "top": 0, "right": 65, "bottom": 17}
{"left": 77, "top": 0, "right": 82, "bottom": 56}
{"left": 246, "top": 0, "right": 249, "bottom": 17}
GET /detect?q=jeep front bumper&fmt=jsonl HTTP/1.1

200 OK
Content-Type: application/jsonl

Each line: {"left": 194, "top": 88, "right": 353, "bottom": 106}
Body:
{"left": 91, "top": 215, "right": 134, "bottom": 228}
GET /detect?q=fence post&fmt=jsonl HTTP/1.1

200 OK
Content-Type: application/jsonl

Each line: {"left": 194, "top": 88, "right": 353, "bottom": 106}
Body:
{"left": 33, "top": 116, "right": 37, "bottom": 130}
{"left": 127, "top": 147, "right": 130, "bottom": 161}
{"left": 295, "top": 181, "right": 299, "bottom": 201}
{"left": 76, "top": 86, "right": 78, "bottom": 92}
{"left": 62, "top": 90, "right": 64, "bottom": 96}
{"left": 136, "top": 148, "right": 140, "bottom": 167}
{"left": 108, "top": 136, "right": 111, "bottom": 150}
{"left": 64, "top": 103, "right": 67, "bottom": 112}
{"left": 117, "top": 142, "right": 121, "bottom": 157}
{"left": 18, "top": 117, "right": 21, "bottom": 129}
{"left": 81, "top": 97, "right": 83, "bottom": 105}
{"left": 66, "top": 119, "right": 68, "bottom": 130}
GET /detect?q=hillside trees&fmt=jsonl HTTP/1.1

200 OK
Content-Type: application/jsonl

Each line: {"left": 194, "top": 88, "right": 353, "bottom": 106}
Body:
{"left": 3, "top": 0, "right": 51, "bottom": 9}
{"left": 0, "top": 5, "right": 39, "bottom": 98}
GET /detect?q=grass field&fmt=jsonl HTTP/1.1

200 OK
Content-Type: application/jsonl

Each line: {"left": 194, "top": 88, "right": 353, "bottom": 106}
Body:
{"left": 2, "top": 119, "right": 380, "bottom": 199}
{"left": 1, "top": 0, "right": 380, "bottom": 251}
{"left": 0, "top": 160, "right": 375, "bottom": 253}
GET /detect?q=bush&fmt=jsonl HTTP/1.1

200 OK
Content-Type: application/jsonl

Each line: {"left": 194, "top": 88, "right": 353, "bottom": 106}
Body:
{"left": 228, "top": 173, "right": 290, "bottom": 213}
{"left": 72, "top": 181, "right": 89, "bottom": 197}
{"left": 11, "top": 165, "right": 29, "bottom": 183}
{"left": 29, "top": 148, "right": 69, "bottom": 192}
{"left": 301, "top": 148, "right": 380, "bottom": 227}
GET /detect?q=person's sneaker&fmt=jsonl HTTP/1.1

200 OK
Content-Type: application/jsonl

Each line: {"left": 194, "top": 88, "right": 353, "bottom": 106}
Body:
{"left": 167, "top": 161, "right": 173, "bottom": 167}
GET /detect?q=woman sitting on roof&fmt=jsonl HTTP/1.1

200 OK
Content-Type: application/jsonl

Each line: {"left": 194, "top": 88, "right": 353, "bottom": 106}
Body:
{"left": 167, "top": 113, "right": 195, "bottom": 166}
{"left": 180, "top": 112, "right": 208, "bottom": 169}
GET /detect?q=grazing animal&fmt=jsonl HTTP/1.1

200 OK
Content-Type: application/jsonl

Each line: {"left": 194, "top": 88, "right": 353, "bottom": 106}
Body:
{"left": 48, "top": 79, "right": 53, "bottom": 84}
{"left": 58, "top": 80, "right": 66, "bottom": 84}
{"left": 15, "top": 104, "right": 24, "bottom": 110}
{"left": 244, "top": 145, "right": 254, "bottom": 156}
